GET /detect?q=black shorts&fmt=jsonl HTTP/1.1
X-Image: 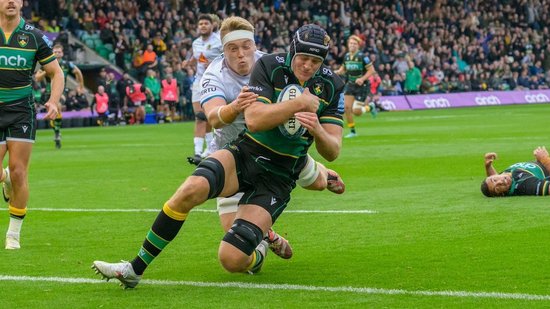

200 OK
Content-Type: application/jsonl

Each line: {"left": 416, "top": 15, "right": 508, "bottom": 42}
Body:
{"left": 0, "top": 100, "right": 37, "bottom": 143}
{"left": 344, "top": 82, "right": 370, "bottom": 101}
{"left": 226, "top": 135, "right": 304, "bottom": 223}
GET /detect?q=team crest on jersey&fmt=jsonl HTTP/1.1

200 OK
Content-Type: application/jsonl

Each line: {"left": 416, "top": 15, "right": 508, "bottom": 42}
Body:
{"left": 313, "top": 82, "right": 323, "bottom": 95}
{"left": 17, "top": 34, "right": 29, "bottom": 47}
{"left": 207, "top": 44, "right": 211, "bottom": 50}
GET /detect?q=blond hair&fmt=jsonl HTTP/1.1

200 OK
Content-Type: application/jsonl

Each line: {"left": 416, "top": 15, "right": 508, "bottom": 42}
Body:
{"left": 348, "top": 35, "right": 363, "bottom": 45}
{"left": 220, "top": 16, "right": 254, "bottom": 40}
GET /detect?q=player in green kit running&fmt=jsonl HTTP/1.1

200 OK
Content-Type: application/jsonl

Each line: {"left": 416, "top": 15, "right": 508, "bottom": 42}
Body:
{"left": 481, "top": 146, "right": 550, "bottom": 197}
{"left": 0, "top": 0, "right": 64, "bottom": 249}
{"left": 35, "top": 43, "right": 84, "bottom": 149}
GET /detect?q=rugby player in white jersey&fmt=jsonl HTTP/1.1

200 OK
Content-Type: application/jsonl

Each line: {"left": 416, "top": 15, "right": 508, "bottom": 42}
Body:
{"left": 199, "top": 16, "right": 345, "bottom": 259}
{"left": 182, "top": 14, "right": 223, "bottom": 164}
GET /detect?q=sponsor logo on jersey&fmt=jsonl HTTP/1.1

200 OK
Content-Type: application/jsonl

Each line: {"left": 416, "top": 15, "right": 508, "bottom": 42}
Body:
{"left": 475, "top": 95, "right": 501, "bottom": 105}
{"left": 17, "top": 34, "right": 29, "bottom": 47}
{"left": 247, "top": 85, "right": 263, "bottom": 92}
{"left": 423, "top": 97, "right": 450, "bottom": 108}
{"left": 322, "top": 67, "right": 332, "bottom": 76}
{"left": 24, "top": 24, "right": 34, "bottom": 31}
{"left": 42, "top": 35, "right": 53, "bottom": 48}
{"left": 0, "top": 54, "right": 27, "bottom": 67}
{"left": 275, "top": 56, "right": 285, "bottom": 63}
{"left": 202, "top": 79, "right": 210, "bottom": 88}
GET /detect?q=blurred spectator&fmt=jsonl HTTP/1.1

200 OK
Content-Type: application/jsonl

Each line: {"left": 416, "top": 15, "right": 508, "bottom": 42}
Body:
{"left": 404, "top": 60, "right": 422, "bottom": 94}
{"left": 144, "top": 69, "right": 161, "bottom": 111}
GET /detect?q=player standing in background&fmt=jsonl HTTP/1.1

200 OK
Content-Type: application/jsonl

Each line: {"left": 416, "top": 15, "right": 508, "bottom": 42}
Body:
{"left": 35, "top": 43, "right": 84, "bottom": 149}
{"left": 182, "top": 14, "right": 222, "bottom": 165}
{"left": 335, "top": 35, "right": 377, "bottom": 138}
{"left": 91, "top": 23, "right": 344, "bottom": 288}
{"left": 0, "top": 0, "right": 64, "bottom": 249}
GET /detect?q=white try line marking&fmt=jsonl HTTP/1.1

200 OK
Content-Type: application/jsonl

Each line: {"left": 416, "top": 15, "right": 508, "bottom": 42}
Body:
{"left": 0, "top": 275, "right": 548, "bottom": 301}
{"left": 31, "top": 208, "right": 377, "bottom": 214}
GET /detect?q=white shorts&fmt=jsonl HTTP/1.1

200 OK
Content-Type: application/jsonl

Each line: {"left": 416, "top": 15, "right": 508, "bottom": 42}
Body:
{"left": 216, "top": 154, "right": 319, "bottom": 214}
{"left": 191, "top": 81, "right": 201, "bottom": 103}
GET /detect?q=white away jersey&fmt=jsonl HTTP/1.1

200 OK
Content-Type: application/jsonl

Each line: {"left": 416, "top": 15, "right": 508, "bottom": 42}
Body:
{"left": 200, "top": 50, "right": 265, "bottom": 149}
{"left": 191, "top": 34, "right": 223, "bottom": 82}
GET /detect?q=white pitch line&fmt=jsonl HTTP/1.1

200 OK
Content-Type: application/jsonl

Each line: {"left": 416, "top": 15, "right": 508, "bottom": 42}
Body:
{"left": 31, "top": 208, "right": 377, "bottom": 214}
{"left": 0, "top": 275, "right": 548, "bottom": 301}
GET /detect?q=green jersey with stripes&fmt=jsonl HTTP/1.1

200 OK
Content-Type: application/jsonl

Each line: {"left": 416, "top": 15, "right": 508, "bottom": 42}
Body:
{"left": 342, "top": 51, "right": 372, "bottom": 82}
{"left": 0, "top": 18, "right": 56, "bottom": 105}
{"left": 503, "top": 162, "right": 550, "bottom": 196}
{"left": 245, "top": 53, "right": 344, "bottom": 177}
{"left": 44, "top": 59, "right": 75, "bottom": 95}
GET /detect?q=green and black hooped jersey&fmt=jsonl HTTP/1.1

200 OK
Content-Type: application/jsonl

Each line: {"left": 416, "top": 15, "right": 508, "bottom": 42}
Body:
{"left": 503, "top": 161, "right": 550, "bottom": 196}
{"left": 44, "top": 59, "right": 75, "bottom": 95}
{"left": 342, "top": 51, "right": 372, "bottom": 83}
{"left": 0, "top": 18, "right": 55, "bottom": 104}
{"left": 246, "top": 53, "right": 345, "bottom": 178}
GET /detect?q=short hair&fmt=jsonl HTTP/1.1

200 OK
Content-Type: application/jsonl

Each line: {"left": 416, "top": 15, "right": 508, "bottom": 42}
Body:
{"left": 53, "top": 43, "right": 64, "bottom": 50}
{"left": 198, "top": 14, "right": 212, "bottom": 23}
{"left": 219, "top": 16, "right": 254, "bottom": 41}
{"left": 480, "top": 179, "right": 493, "bottom": 197}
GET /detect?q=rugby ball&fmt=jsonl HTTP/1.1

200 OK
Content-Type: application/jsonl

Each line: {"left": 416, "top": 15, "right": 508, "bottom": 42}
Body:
{"left": 277, "top": 84, "right": 305, "bottom": 138}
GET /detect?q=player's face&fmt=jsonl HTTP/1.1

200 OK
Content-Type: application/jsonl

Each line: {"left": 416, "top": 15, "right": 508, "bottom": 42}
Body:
{"left": 198, "top": 19, "right": 213, "bottom": 36}
{"left": 53, "top": 47, "right": 64, "bottom": 59}
{"left": 485, "top": 173, "right": 512, "bottom": 196}
{"left": 348, "top": 39, "right": 359, "bottom": 53}
{"left": 223, "top": 38, "right": 256, "bottom": 75}
{"left": 0, "top": 0, "right": 22, "bottom": 17}
{"left": 291, "top": 54, "right": 323, "bottom": 83}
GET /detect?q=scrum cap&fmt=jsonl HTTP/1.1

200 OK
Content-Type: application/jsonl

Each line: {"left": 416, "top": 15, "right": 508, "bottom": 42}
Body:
{"left": 289, "top": 24, "right": 330, "bottom": 62}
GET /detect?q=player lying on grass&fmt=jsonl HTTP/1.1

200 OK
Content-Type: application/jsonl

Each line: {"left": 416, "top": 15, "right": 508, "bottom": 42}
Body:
{"left": 198, "top": 17, "right": 345, "bottom": 260}
{"left": 91, "top": 23, "right": 345, "bottom": 289}
{"left": 481, "top": 146, "right": 550, "bottom": 197}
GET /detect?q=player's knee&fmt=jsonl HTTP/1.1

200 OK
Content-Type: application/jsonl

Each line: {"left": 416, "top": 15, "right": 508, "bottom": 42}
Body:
{"left": 218, "top": 245, "right": 249, "bottom": 273}
{"left": 195, "top": 111, "right": 207, "bottom": 122}
{"left": 222, "top": 218, "right": 263, "bottom": 256}
{"left": 192, "top": 157, "right": 225, "bottom": 199}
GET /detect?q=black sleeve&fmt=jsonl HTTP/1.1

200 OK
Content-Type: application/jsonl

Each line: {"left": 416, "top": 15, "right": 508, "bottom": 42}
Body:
{"left": 247, "top": 57, "right": 274, "bottom": 104}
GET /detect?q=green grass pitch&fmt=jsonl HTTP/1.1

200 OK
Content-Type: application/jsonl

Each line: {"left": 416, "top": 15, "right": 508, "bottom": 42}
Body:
{"left": 1, "top": 104, "right": 550, "bottom": 308}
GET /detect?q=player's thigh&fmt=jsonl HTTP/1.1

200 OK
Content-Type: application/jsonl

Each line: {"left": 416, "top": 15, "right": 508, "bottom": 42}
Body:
{"left": 6, "top": 140, "right": 33, "bottom": 171}
{"left": 208, "top": 149, "right": 240, "bottom": 197}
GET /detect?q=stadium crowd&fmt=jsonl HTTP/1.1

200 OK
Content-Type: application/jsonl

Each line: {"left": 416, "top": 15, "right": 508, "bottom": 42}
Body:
{"left": 29, "top": 0, "right": 550, "bottom": 111}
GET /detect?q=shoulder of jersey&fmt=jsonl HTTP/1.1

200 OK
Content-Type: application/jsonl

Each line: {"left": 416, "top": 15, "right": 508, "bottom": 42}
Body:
{"left": 277, "top": 84, "right": 303, "bottom": 103}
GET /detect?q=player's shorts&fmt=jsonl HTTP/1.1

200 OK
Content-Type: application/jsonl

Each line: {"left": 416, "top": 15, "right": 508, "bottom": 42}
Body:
{"left": 225, "top": 134, "right": 304, "bottom": 222}
{"left": 0, "top": 100, "right": 37, "bottom": 143}
{"left": 191, "top": 81, "right": 201, "bottom": 103}
{"left": 344, "top": 82, "right": 370, "bottom": 101}
{"left": 217, "top": 154, "right": 318, "bottom": 215}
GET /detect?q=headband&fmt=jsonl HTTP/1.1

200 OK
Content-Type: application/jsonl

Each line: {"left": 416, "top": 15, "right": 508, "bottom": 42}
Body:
{"left": 222, "top": 30, "right": 255, "bottom": 47}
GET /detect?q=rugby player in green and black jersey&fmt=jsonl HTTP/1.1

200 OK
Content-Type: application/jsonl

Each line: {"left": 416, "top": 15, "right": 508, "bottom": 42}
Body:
{"left": 335, "top": 35, "right": 377, "bottom": 138}
{"left": 35, "top": 43, "right": 84, "bottom": 149}
{"left": 0, "top": 0, "right": 64, "bottom": 249}
{"left": 90, "top": 24, "right": 344, "bottom": 289}
{"left": 481, "top": 146, "right": 550, "bottom": 197}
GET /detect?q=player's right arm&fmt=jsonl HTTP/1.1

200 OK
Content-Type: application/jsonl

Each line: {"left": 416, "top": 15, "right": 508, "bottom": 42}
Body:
{"left": 484, "top": 152, "right": 498, "bottom": 176}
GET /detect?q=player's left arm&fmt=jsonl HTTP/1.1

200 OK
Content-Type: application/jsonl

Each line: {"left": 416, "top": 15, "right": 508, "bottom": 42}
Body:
{"left": 41, "top": 60, "right": 64, "bottom": 120}
{"left": 71, "top": 64, "right": 85, "bottom": 90}
{"left": 356, "top": 58, "right": 375, "bottom": 86}
{"left": 295, "top": 112, "right": 341, "bottom": 161}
